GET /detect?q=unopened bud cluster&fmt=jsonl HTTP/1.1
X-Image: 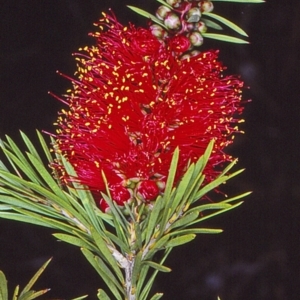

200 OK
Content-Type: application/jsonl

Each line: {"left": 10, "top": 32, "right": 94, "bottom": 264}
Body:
{"left": 151, "top": 0, "right": 213, "bottom": 54}
{"left": 99, "top": 178, "right": 165, "bottom": 213}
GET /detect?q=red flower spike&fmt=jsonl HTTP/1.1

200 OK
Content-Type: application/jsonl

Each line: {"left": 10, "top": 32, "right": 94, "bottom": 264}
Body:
{"left": 137, "top": 180, "right": 160, "bottom": 202}
{"left": 53, "top": 12, "right": 244, "bottom": 210}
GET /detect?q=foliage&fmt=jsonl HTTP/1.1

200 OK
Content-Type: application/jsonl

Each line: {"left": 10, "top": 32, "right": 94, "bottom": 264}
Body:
{"left": 0, "top": 132, "right": 248, "bottom": 299}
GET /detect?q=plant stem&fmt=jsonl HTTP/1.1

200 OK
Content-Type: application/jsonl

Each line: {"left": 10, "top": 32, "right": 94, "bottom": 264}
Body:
{"left": 125, "top": 254, "right": 136, "bottom": 300}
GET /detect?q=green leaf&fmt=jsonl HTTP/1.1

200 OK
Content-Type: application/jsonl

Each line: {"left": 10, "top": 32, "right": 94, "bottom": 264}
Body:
{"left": 188, "top": 202, "right": 233, "bottom": 215}
{"left": 26, "top": 153, "right": 70, "bottom": 204}
{"left": 20, "top": 131, "right": 43, "bottom": 164}
{"left": 202, "top": 18, "right": 223, "bottom": 30}
{"left": 202, "top": 33, "right": 249, "bottom": 43}
{"left": 36, "top": 131, "right": 53, "bottom": 163}
{"left": 0, "top": 212, "right": 53, "bottom": 228}
{"left": 53, "top": 233, "right": 98, "bottom": 252}
{"left": 14, "top": 258, "right": 51, "bottom": 300}
{"left": 12, "top": 285, "right": 19, "bottom": 300}
{"left": 145, "top": 195, "right": 163, "bottom": 245}
{"left": 164, "top": 234, "right": 196, "bottom": 248}
{"left": 167, "top": 211, "right": 199, "bottom": 231}
{"left": 60, "top": 156, "right": 103, "bottom": 232}
{"left": 212, "top": 0, "right": 264, "bottom": 2}
{"left": 144, "top": 234, "right": 171, "bottom": 259}
{"left": 169, "top": 228, "right": 223, "bottom": 235}
{"left": 149, "top": 293, "right": 164, "bottom": 300}
{"left": 139, "top": 248, "right": 171, "bottom": 300}
{"left": 189, "top": 201, "right": 244, "bottom": 226}
{"left": 194, "top": 168, "right": 245, "bottom": 201}
{"left": 104, "top": 230, "right": 131, "bottom": 253}
{"left": 1, "top": 148, "right": 43, "bottom": 186}
{"left": 203, "top": 12, "right": 248, "bottom": 36}
{"left": 133, "top": 221, "right": 143, "bottom": 250}
{"left": 168, "top": 163, "right": 195, "bottom": 216}
{"left": 127, "top": 6, "right": 167, "bottom": 29}
{"left": 0, "top": 194, "right": 58, "bottom": 218}
{"left": 71, "top": 295, "right": 89, "bottom": 300}
{"left": 97, "top": 289, "right": 111, "bottom": 300}
{"left": 156, "top": 0, "right": 172, "bottom": 9}
{"left": 0, "top": 271, "right": 8, "bottom": 300}
{"left": 81, "top": 248, "right": 123, "bottom": 300}
{"left": 223, "top": 191, "right": 252, "bottom": 203}
{"left": 19, "top": 258, "right": 52, "bottom": 298}
{"left": 164, "top": 148, "right": 179, "bottom": 201}
{"left": 19, "top": 289, "right": 50, "bottom": 300}
{"left": 90, "top": 227, "right": 124, "bottom": 284}
{"left": 142, "top": 261, "right": 171, "bottom": 273}
{"left": 131, "top": 251, "right": 143, "bottom": 290}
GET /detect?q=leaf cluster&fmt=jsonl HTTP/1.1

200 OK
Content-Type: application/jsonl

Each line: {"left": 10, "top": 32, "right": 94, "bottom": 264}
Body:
{"left": 0, "top": 133, "right": 248, "bottom": 299}
{"left": 0, "top": 258, "right": 87, "bottom": 300}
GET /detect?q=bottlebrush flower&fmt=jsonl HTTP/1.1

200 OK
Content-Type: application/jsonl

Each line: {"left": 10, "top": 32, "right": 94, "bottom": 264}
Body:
{"left": 52, "top": 12, "right": 244, "bottom": 211}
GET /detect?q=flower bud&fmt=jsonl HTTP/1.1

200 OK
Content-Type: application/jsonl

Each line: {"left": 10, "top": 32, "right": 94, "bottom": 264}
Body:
{"left": 164, "top": 12, "right": 181, "bottom": 31}
{"left": 186, "top": 7, "right": 201, "bottom": 23}
{"left": 111, "top": 184, "right": 132, "bottom": 206}
{"left": 188, "top": 31, "right": 204, "bottom": 47}
{"left": 156, "top": 5, "right": 172, "bottom": 20}
{"left": 190, "top": 49, "right": 201, "bottom": 57}
{"left": 99, "top": 198, "right": 110, "bottom": 213}
{"left": 199, "top": 0, "right": 214, "bottom": 13}
{"left": 182, "top": 20, "right": 195, "bottom": 32}
{"left": 169, "top": 35, "right": 191, "bottom": 53}
{"left": 196, "top": 21, "right": 207, "bottom": 33}
{"left": 150, "top": 24, "right": 167, "bottom": 39}
{"left": 166, "top": 0, "right": 182, "bottom": 8}
{"left": 137, "top": 180, "right": 160, "bottom": 202}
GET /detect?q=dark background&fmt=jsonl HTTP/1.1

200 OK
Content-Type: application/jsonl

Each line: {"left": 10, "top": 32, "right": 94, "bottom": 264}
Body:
{"left": 0, "top": 0, "right": 299, "bottom": 299}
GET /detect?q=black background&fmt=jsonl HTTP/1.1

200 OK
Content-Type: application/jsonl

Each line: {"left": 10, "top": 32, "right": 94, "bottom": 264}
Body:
{"left": 0, "top": 0, "right": 299, "bottom": 299}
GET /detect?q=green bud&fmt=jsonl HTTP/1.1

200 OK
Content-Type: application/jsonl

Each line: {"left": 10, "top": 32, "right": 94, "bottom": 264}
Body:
{"left": 164, "top": 12, "right": 181, "bottom": 30}
{"left": 199, "top": 0, "right": 214, "bottom": 13}
{"left": 196, "top": 21, "right": 207, "bottom": 33}
{"left": 156, "top": 5, "right": 172, "bottom": 20}
{"left": 150, "top": 24, "right": 167, "bottom": 39}
{"left": 166, "top": 0, "right": 182, "bottom": 8}
{"left": 188, "top": 31, "right": 204, "bottom": 47}
{"left": 186, "top": 7, "right": 201, "bottom": 23}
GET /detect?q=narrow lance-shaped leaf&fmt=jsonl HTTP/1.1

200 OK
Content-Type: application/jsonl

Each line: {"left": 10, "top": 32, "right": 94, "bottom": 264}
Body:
{"left": 145, "top": 195, "right": 163, "bottom": 245}
{"left": 19, "top": 258, "right": 52, "bottom": 298}
{"left": 149, "top": 293, "right": 164, "bottom": 300}
{"left": 164, "top": 234, "right": 196, "bottom": 248}
{"left": 212, "top": 0, "right": 264, "bottom": 2}
{"left": 202, "top": 18, "right": 223, "bottom": 30}
{"left": 97, "top": 289, "right": 111, "bottom": 300}
{"left": 203, "top": 12, "right": 248, "bottom": 36}
{"left": 156, "top": 0, "right": 172, "bottom": 9}
{"left": 142, "top": 261, "right": 171, "bottom": 273}
{"left": 90, "top": 227, "right": 124, "bottom": 284}
{"left": 127, "top": 6, "right": 167, "bottom": 29}
{"left": 202, "top": 33, "right": 249, "bottom": 44}
{"left": 81, "top": 248, "right": 123, "bottom": 300}
{"left": 0, "top": 271, "right": 8, "bottom": 300}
